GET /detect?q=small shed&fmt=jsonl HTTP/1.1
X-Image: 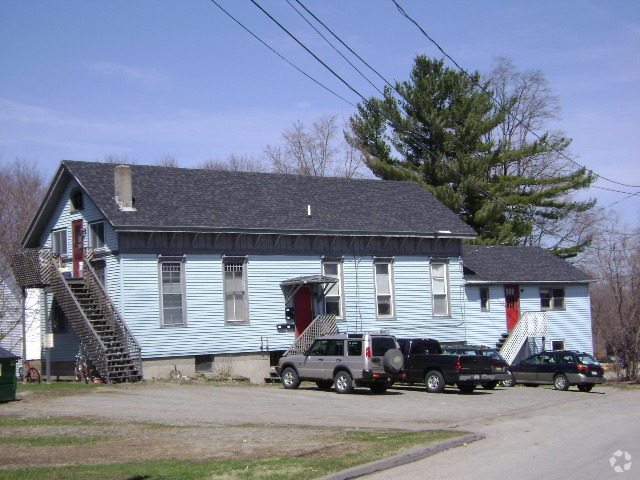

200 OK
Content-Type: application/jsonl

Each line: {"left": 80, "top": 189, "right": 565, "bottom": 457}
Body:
{"left": 0, "top": 346, "right": 20, "bottom": 402}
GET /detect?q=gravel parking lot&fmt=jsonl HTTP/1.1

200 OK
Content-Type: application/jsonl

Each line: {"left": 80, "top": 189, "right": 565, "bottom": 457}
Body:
{"left": 3, "top": 381, "right": 638, "bottom": 478}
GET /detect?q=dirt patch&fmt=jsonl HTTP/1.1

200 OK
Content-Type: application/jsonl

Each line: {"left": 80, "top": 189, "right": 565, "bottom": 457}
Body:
{"left": 0, "top": 420, "right": 364, "bottom": 469}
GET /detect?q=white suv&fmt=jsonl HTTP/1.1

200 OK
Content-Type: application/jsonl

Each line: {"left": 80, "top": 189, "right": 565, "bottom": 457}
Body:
{"left": 277, "top": 333, "right": 405, "bottom": 394}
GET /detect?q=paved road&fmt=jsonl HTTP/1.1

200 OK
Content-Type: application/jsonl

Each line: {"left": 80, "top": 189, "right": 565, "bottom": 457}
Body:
{"left": 6, "top": 382, "right": 639, "bottom": 479}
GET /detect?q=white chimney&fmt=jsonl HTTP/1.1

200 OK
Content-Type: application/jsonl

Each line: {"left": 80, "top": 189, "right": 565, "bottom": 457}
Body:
{"left": 114, "top": 165, "right": 136, "bottom": 211}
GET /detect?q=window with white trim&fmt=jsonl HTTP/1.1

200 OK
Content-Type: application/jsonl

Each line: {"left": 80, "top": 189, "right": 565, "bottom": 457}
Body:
{"left": 479, "top": 287, "right": 490, "bottom": 312}
{"left": 322, "top": 260, "right": 344, "bottom": 319}
{"left": 51, "top": 229, "right": 68, "bottom": 255}
{"left": 88, "top": 221, "right": 105, "bottom": 249}
{"left": 224, "top": 259, "right": 248, "bottom": 323}
{"left": 159, "top": 260, "right": 186, "bottom": 326}
{"left": 430, "top": 262, "right": 450, "bottom": 316}
{"left": 540, "top": 287, "right": 565, "bottom": 311}
{"left": 374, "top": 259, "right": 395, "bottom": 318}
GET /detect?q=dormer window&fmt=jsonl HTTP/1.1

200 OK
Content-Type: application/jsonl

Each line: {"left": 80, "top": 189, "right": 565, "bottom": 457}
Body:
{"left": 70, "top": 188, "right": 83, "bottom": 212}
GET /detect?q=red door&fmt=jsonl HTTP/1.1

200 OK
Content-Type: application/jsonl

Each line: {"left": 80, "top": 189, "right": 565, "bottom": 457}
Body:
{"left": 294, "top": 286, "right": 313, "bottom": 338}
{"left": 72, "top": 220, "right": 84, "bottom": 277}
{"left": 505, "top": 284, "right": 520, "bottom": 330}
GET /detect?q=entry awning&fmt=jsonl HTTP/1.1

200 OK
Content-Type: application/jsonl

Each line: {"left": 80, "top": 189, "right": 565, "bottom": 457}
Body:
{"left": 280, "top": 275, "right": 338, "bottom": 303}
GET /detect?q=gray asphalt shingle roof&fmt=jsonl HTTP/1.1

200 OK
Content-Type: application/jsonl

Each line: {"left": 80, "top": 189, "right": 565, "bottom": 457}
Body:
{"left": 462, "top": 245, "right": 593, "bottom": 284}
{"left": 57, "top": 160, "right": 475, "bottom": 237}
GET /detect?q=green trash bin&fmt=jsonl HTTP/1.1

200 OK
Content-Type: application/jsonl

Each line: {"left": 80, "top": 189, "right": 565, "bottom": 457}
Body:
{"left": 0, "top": 346, "right": 20, "bottom": 402}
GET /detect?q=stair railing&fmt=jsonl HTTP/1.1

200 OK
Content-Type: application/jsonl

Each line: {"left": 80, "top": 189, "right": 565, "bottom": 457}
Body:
{"left": 283, "top": 314, "right": 338, "bottom": 357}
{"left": 83, "top": 249, "right": 143, "bottom": 380}
{"left": 499, "top": 311, "right": 547, "bottom": 365}
{"left": 47, "top": 257, "right": 109, "bottom": 379}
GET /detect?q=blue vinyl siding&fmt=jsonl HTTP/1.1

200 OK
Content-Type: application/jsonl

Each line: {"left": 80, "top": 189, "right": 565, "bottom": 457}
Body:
{"left": 544, "top": 284, "right": 593, "bottom": 354}
{"left": 463, "top": 283, "right": 593, "bottom": 354}
{"left": 39, "top": 179, "right": 118, "bottom": 254}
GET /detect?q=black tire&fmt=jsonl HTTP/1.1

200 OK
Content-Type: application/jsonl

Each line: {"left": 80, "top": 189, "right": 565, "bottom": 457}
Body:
{"left": 424, "top": 370, "right": 445, "bottom": 393}
{"left": 382, "top": 349, "right": 404, "bottom": 373}
{"left": 554, "top": 374, "right": 569, "bottom": 391}
{"left": 316, "top": 380, "right": 333, "bottom": 391}
{"left": 369, "top": 382, "right": 389, "bottom": 394}
{"left": 458, "top": 384, "right": 476, "bottom": 394}
{"left": 577, "top": 384, "right": 593, "bottom": 393}
{"left": 334, "top": 371, "right": 354, "bottom": 394}
{"left": 482, "top": 381, "right": 498, "bottom": 390}
{"left": 501, "top": 375, "right": 516, "bottom": 387}
{"left": 27, "top": 367, "right": 41, "bottom": 384}
{"left": 281, "top": 367, "right": 300, "bottom": 389}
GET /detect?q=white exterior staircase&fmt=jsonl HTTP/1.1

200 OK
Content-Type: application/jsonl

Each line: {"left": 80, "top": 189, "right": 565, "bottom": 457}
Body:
{"left": 499, "top": 311, "right": 547, "bottom": 365}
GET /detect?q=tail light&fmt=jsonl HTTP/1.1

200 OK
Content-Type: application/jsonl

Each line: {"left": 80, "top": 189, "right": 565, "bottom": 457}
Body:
{"left": 455, "top": 358, "right": 462, "bottom": 371}
{"left": 365, "top": 347, "right": 371, "bottom": 358}
{"left": 577, "top": 364, "right": 589, "bottom": 372}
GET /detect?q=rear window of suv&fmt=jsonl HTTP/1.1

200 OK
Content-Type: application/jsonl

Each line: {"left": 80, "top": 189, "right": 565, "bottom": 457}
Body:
{"left": 371, "top": 337, "right": 397, "bottom": 356}
{"left": 577, "top": 353, "right": 599, "bottom": 365}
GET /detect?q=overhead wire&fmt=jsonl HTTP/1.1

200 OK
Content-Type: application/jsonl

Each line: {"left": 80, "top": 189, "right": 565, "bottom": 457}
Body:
{"left": 390, "top": 0, "right": 640, "bottom": 192}
{"left": 207, "top": 0, "right": 355, "bottom": 106}
{"left": 255, "top": 0, "right": 636, "bottom": 247}
{"left": 211, "top": 0, "right": 637, "bottom": 247}
{"left": 285, "top": 0, "right": 385, "bottom": 96}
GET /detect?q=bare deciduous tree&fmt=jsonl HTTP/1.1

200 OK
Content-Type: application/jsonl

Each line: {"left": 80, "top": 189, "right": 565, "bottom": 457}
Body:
{"left": 198, "top": 154, "right": 266, "bottom": 173}
{"left": 265, "top": 115, "right": 368, "bottom": 178}
{"left": 486, "top": 57, "right": 596, "bottom": 259}
{"left": 589, "top": 217, "right": 640, "bottom": 382}
{"left": 102, "top": 154, "right": 137, "bottom": 165}
{"left": 0, "top": 158, "right": 46, "bottom": 345}
{"left": 156, "top": 154, "right": 179, "bottom": 168}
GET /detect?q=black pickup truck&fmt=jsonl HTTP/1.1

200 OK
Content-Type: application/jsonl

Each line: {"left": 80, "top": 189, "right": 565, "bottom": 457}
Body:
{"left": 397, "top": 338, "right": 494, "bottom": 393}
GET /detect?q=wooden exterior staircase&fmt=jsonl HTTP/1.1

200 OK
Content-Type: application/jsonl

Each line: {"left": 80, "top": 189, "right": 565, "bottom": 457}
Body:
{"left": 283, "top": 314, "right": 338, "bottom": 357}
{"left": 11, "top": 248, "right": 143, "bottom": 383}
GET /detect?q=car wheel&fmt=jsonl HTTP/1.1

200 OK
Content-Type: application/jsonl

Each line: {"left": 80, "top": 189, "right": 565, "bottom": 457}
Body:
{"left": 482, "top": 381, "right": 498, "bottom": 390}
{"left": 334, "top": 371, "right": 354, "bottom": 394}
{"left": 458, "top": 384, "right": 476, "bottom": 394}
{"left": 382, "top": 349, "right": 404, "bottom": 373}
{"left": 577, "top": 384, "right": 593, "bottom": 393}
{"left": 554, "top": 374, "right": 569, "bottom": 391}
{"left": 316, "top": 380, "right": 333, "bottom": 391}
{"left": 281, "top": 367, "right": 300, "bottom": 389}
{"left": 369, "top": 382, "right": 390, "bottom": 394}
{"left": 501, "top": 375, "right": 516, "bottom": 387}
{"left": 424, "top": 370, "right": 445, "bottom": 393}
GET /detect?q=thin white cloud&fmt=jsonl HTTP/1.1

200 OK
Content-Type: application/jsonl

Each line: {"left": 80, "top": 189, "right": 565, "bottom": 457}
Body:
{"left": 88, "top": 61, "right": 170, "bottom": 87}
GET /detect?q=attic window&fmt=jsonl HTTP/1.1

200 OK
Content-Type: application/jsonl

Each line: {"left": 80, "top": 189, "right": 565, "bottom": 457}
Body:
{"left": 70, "top": 188, "right": 83, "bottom": 212}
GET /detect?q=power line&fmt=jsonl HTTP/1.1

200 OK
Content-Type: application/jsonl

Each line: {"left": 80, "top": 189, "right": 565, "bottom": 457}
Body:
{"left": 215, "top": 0, "right": 635, "bottom": 249}
{"left": 293, "top": 0, "right": 396, "bottom": 92}
{"left": 207, "top": 0, "right": 355, "bottom": 106}
{"left": 249, "top": 0, "right": 367, "bottom": 103}
{"left": 390, "top": 0, "right": 640, "bottom": 191}
{"left": 284, "top": 0, "right": 384, "bottom": 96}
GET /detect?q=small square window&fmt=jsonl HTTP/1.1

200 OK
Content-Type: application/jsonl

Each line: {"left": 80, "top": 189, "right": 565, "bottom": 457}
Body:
{"left": 541, "top": 287, "right": 565, "bottom": 311}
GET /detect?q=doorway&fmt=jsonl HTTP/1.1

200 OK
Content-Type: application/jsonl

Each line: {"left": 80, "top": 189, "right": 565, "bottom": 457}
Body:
{"left": 293, "top": 286, "right": 313, "bottom": 337}
{"left": 72, "top": 220, "right": 84, "bottom": 277}
{"left": 505, "top": 284, "right": 520, "bottom": 330}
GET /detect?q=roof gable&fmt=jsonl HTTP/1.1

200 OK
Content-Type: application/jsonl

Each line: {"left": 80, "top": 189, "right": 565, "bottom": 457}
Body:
{"left": 462, "top": 245, "right": 593, "bottom": 284}
{"left": 25, "top": 161, "right": 476, "bottom": 246}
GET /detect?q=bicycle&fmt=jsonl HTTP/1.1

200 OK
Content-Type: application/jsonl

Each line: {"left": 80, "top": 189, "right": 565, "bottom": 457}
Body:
{"left": 19, "top": 360, "right": 41, "bottom": 383}
{"left": 75, "top": 353, "right": 100, "bottom": 383}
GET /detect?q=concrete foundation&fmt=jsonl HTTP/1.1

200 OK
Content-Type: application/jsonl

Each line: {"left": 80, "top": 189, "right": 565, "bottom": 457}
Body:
{"left": 142, "top": 352, "right": 272, "bottom": 384}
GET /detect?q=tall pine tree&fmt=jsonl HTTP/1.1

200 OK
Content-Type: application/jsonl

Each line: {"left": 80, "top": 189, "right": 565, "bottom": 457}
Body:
{"left": 348, "top": 56, "right": 595, "bottom": 256}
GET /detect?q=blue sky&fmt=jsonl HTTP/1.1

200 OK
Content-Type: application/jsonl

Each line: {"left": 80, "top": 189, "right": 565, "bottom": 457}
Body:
{"left": 1, "top": 1, "right": 638, "bottom": 224}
